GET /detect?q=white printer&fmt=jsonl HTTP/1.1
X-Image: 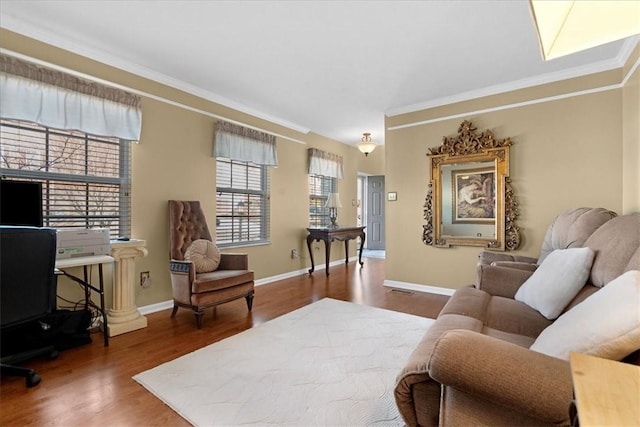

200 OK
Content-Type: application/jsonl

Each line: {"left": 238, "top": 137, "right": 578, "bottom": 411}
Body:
{"left": 56, "top": 228, "right": 111, "bottom": 259}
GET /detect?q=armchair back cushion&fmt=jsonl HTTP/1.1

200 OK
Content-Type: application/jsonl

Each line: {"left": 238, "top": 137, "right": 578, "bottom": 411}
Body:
{"left": 169, "top": 200, "right": 212, "bottom": 260}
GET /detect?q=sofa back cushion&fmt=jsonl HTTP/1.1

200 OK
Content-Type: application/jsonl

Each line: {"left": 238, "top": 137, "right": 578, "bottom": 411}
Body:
{"left": 583, "top": 213, "right": 640, "bottom": 287}
{"left": 538, "top": 207, "right": 617, "bottom": 265}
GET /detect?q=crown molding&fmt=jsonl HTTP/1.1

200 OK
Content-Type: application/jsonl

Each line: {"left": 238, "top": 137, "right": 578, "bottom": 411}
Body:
{"left": 0, "top": 15, "right": 311, "bottom": 135}
{"left": 386, "top": 37, "right": 640, "bottom": 118}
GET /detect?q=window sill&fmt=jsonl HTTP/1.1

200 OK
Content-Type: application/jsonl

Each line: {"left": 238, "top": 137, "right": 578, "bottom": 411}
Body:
{"left": 217, "top": 240, "right": 271, "bottom": 250}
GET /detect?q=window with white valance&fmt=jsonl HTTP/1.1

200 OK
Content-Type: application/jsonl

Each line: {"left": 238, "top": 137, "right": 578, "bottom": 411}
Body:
{"left": 307, "top": 148, "right": 344, "bottom": 179}
{"left": 307, "top": 148, "right": 342, "bottom": 227}
{"left": 213, "top": 121, "right": 274, "bottom": 246}
{"left": 0, "top": 55, "right": 142, "bottom": 141}
{"left": 213, "top": 121, "right": 278, "bottom": 167}
{"left": 0, "top": 55, "right": 138, "bottom": 238}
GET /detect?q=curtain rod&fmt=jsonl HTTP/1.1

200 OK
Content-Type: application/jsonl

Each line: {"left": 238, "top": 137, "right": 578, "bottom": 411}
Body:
{"left": 0, "top": 48, "right": 308, "bottom": 145}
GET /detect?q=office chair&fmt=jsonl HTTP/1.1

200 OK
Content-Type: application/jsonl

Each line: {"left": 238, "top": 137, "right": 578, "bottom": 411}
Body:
{"left": 1, "top": 226, "right": 59, "bottom": 387}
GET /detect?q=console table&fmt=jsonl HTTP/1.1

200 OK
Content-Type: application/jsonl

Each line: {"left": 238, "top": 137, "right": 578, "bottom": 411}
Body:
{"left": 306, "top": 226, "right": 365, "bottom": 276}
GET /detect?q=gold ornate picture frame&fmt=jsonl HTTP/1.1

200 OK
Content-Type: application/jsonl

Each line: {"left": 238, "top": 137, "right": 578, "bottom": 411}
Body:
{"left": 423, "top": 120, "right": 521, "bottom": 251}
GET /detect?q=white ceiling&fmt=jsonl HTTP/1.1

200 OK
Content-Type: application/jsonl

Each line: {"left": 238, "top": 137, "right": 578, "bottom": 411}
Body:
{"left": 1, "top": 1, "right": 637, "bottom": 146}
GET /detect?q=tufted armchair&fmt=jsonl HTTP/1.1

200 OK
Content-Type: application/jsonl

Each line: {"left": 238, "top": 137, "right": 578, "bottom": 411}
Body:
{"left": 168, "top": 200, "right": 255, "bottom": 328}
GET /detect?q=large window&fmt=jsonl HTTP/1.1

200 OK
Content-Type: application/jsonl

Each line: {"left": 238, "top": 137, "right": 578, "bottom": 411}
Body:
{"left": 308, "top": 174, "right": 336, "bottom": 227}
{"left": 215, "top": 158, "right": 269, "bottom": 246}
{"left": 0, "top": 119, "right": 131, "bottom": 239}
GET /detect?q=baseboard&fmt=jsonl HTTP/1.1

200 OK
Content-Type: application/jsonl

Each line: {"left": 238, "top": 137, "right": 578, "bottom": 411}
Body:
{"left": 139, "top": 257, "right": 362, "bottom": 315}
{"left": 383, "top": 280, "right": 456, "bottom": 296}
{"left": 139, "top": 300, "right": 174, "bottom": 315}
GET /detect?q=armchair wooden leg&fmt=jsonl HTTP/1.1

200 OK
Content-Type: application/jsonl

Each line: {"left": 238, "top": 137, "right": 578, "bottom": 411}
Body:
{"left": 194, "top": 310, "right": 204, "bottom": 329}
{"left": 170, "top": 304, "right": 178, "bottom": 317}
{"left": 246, "top": 290, "right": 255, "bottom": 311}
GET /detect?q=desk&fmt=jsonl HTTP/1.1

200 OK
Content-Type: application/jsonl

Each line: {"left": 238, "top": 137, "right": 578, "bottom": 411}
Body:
{"left": 55, "top": 255, "right": 113, "bottom": 347}
{"left": 306, "top": 226, "right": 365, "bottom": 276}
{"left": 570, "top": 352, "right": 640, "bottom": 426}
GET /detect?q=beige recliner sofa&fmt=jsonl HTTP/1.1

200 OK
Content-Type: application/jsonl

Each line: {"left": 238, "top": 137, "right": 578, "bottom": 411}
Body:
{"left": 394, "top": 209, "right": 640, "bottom": 426}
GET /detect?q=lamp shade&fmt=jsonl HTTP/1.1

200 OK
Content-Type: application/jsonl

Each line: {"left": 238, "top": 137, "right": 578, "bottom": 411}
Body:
{"left": 357, "top": 132, "right": 377, "bottom": 156}
{"left": 530, "top": 0, "right": 640, "bottom": 60}
{"left": 324, "top": 193, "right": 342, "bottom": 208}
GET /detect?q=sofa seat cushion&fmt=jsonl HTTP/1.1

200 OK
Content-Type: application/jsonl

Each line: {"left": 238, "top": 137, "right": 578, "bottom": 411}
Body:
{"left": 484, "top": 297, "right": 553, "bottom": 338}
{"left": 190, "top": 281, "right": 254, "bottom": 308}
{"left": 192, "top": 269, "right": 254, "bottom": 293}
{"left": 439, "top": 286, "right": 490, "bottom": 318}
{"left": 440, "top": 286, "right": 552, "bottom": 338}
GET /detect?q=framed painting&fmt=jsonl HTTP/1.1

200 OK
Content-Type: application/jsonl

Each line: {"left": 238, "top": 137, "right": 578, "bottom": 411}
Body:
{"left": 451, "top": 167, "right": 496, "bottom": 224}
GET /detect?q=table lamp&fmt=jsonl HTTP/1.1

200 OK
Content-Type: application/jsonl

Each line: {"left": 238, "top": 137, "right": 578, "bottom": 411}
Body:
{"left": 324, "top": 193, "right": 342, "bottom": 227}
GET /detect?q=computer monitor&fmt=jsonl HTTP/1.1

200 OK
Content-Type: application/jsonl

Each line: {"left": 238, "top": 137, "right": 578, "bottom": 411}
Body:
{"left": 0, "top": 180, "right": 44, "bottom": 227}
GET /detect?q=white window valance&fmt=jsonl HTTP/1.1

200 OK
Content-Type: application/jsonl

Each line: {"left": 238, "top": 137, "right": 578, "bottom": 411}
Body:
{"left": 0, "top": 55, "right": 142, "bottom": 141}
{"left": 213, "top": 121, "right": 278, "bottom": 166}
{"left": 308, "top": 148, "right": 344, "bottom": 179}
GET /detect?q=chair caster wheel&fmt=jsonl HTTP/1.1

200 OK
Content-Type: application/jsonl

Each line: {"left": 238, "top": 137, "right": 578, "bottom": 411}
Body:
{"left": 26, "top": 371, "right": 41, "bottom": 388}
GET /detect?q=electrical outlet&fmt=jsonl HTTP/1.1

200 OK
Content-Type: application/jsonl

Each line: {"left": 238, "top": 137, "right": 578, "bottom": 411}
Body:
{"left": 140, "top": 271, "right": 151, "bottom": 288}
{"left": 291, "top": 249, "right": 298, "bottom": 259}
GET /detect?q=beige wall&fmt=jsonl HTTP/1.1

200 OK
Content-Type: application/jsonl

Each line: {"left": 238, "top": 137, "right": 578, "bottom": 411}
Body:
{"left": 385, "top": 48, "right": 639, "bottom": 290}
{"left": 1, "top": 29, "right": 384, "bottom": 308}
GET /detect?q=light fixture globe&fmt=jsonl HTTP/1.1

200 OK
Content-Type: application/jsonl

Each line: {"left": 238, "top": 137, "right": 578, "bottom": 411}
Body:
{"left": 357, "top": 132, "right": 377, "bottom": 156}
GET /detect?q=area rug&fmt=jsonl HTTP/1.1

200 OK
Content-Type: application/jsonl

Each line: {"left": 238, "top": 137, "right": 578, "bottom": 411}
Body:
{"left": 133, "top": 298, "right": 433, "bottom": 426}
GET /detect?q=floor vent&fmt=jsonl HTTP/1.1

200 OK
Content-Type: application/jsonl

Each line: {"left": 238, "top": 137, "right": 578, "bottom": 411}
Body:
{"left": 390, "top": 288, "right": 414, "bottom": 296}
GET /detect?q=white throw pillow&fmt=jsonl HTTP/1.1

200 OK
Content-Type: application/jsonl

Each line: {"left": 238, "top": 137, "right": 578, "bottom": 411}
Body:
{"left": 514, "top": 247, "right": 595, "bottom": 320}
{"left": 184, "top": 239, "right": 221, "bottom": 273}
{"left": 530, "top": 270, "right": 640, "bottom": 360}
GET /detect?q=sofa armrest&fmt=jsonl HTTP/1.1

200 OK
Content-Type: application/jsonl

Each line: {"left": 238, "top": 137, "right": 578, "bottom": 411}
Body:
{"left": 491, "top": 261, "right": 538, "bottom": 272}
{"left": 475, "top": 264, "right": 533, "bottom": 298}
{"left": 429, "top": 330, "right": 573, "bottom": 425}
{"left": 478, "top": 251, "right": 538, "bottom": 266}
{"left": 218, "top": 253, "right": 249, "bottom": 270}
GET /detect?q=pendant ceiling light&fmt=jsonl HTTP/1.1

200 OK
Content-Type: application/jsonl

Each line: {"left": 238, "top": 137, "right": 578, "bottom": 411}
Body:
{"left": 357, "top": 133, "right": 377, "bottom": 156}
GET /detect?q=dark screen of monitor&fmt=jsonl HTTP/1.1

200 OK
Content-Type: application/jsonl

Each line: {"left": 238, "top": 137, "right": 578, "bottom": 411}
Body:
{"left": 0, "top": 180, "right": 44, "bottom": 227}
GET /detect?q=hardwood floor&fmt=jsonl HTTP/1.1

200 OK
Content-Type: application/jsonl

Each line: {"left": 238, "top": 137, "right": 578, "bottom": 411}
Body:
{"left": 0, "top": 258, "right": 449, "bottom": 426}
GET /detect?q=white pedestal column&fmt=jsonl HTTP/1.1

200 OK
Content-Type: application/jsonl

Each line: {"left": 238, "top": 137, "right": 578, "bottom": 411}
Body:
{"left": 107, "top": 239, "right": 148, "bottom": 337}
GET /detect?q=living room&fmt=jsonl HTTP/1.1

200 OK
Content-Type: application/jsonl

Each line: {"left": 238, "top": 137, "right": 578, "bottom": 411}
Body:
{"left": 1, "top": 1, "right": 639, "bottom": 425}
